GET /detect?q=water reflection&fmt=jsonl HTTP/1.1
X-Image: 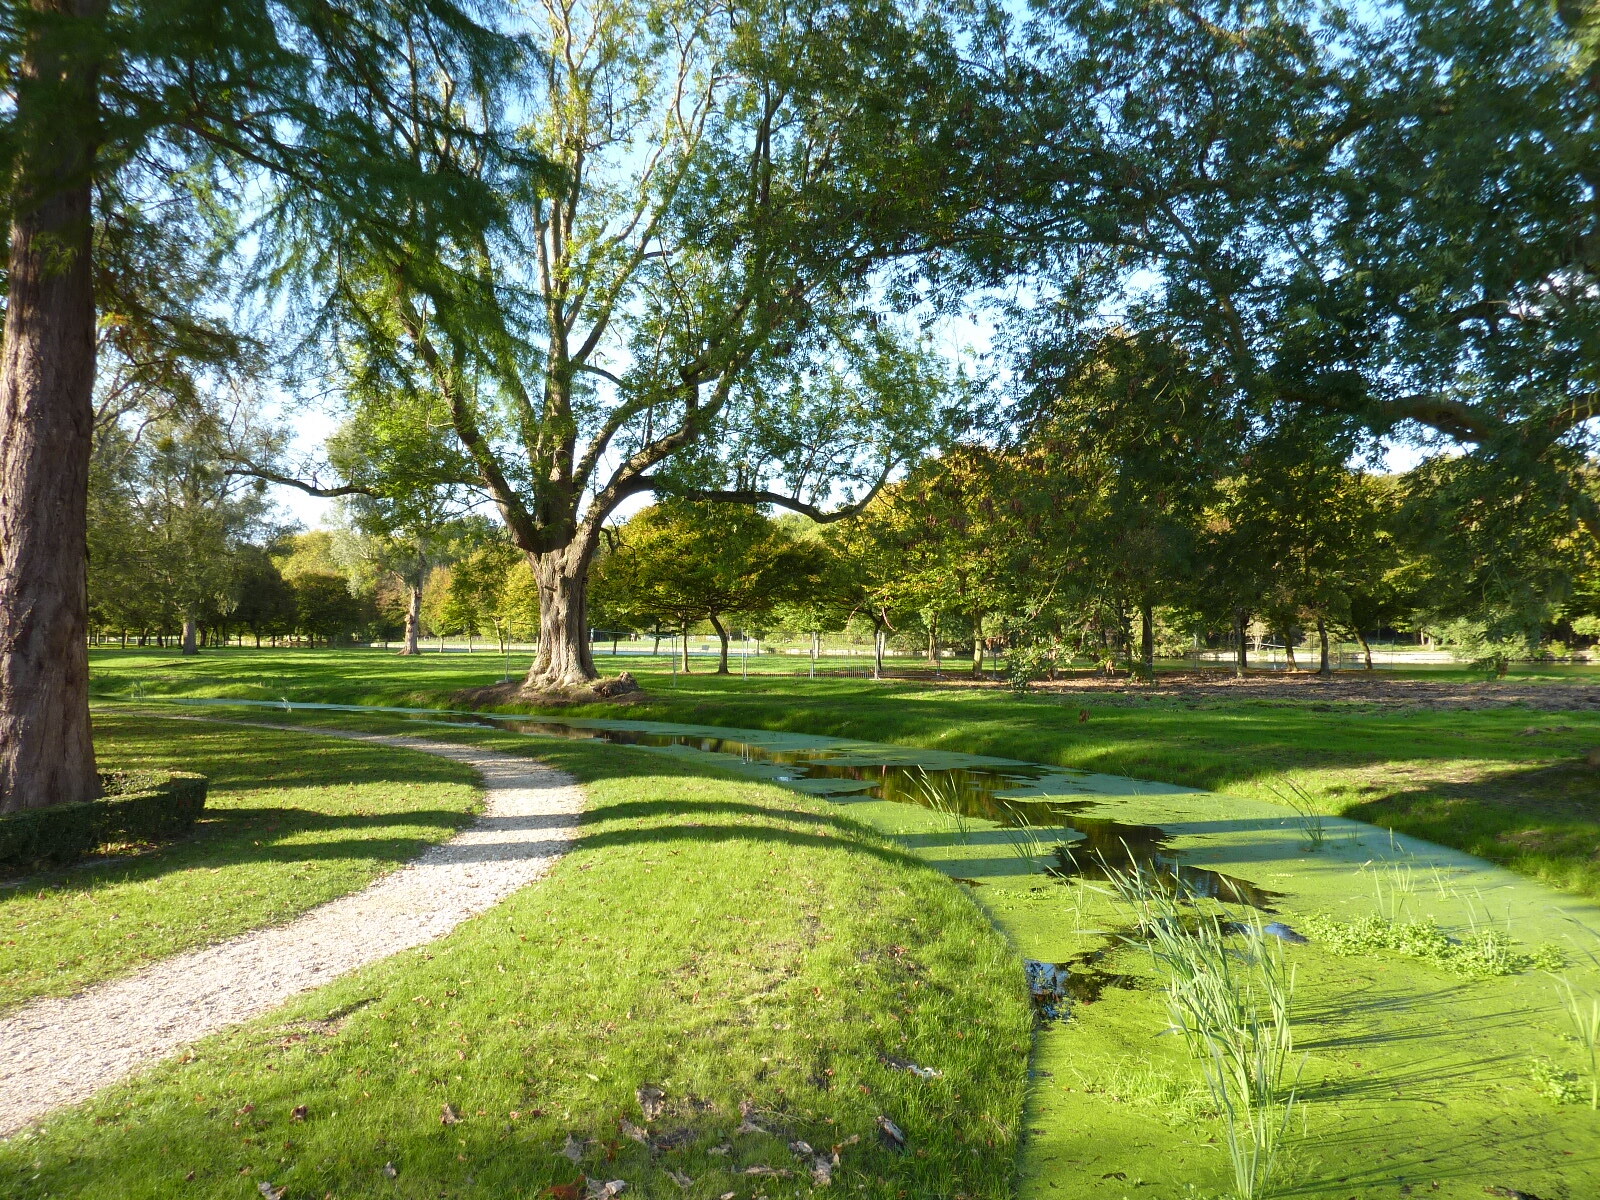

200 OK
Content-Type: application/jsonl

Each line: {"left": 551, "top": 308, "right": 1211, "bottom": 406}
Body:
{"left": 449, "top": 713, "right": 1281, "bottom": 909}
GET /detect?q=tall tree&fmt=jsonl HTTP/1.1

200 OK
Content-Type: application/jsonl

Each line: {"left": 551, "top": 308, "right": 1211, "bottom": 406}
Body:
{"left": 1015, "top": 330, "right": 1235, "bottom": 676}
{"left": 121, "top": 408, "right": 280, "bottom": 655}
{"left": 313, "top": 0, "right": 978, "bottom": 691}
{"left": 0, "top": 0, "right": 105, "bottom": 809}
{"left": 325, "top": 388, "right": 481, "bottom": 656}
{"left": 0, "top": 0, "right": 526, "bottom": 809}
{"left": 596, "top": 503, "right": 824, "bottom": 674}
{"left": 1011, "top": 0, "right": 1600, "bottom": 588}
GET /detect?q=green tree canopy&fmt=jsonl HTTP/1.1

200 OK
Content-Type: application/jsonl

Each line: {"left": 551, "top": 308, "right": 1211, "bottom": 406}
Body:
{"left": 595, "top": 503, "right": 825, "bottom": 674}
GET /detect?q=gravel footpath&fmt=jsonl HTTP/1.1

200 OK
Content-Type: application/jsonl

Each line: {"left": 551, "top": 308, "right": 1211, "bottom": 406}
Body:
{"left": 0, "top": 728, "right": 583, "bottom": 1137}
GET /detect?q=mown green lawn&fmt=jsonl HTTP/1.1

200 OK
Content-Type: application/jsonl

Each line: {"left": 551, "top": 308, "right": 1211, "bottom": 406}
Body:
{"left": 0, "top": 712, "right": 481, "bottom": 1010}
{"left": 88, "top": 647, "right": 1600, "bottom": 897}
{"left": 1, "top": 717, "right": 1031, "bottom": 1200}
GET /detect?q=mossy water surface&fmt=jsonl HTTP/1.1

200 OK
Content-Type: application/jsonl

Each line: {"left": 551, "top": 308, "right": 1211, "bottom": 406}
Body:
{"left": 165, "top": 701, "right": 1600, "bottom": 1200}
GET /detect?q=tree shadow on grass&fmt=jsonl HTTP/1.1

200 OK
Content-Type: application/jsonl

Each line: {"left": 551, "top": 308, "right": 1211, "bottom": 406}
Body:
{"left": 93, "top": 711, "right": 479, "bottom": 794}
{"left": 0, "top": 787, "right": 930, "bottom": 900}
{"left": 569, "top": 799, "right": 937, "bottom": 878}
{"left": 1345, "top": 759, "right": 1600, "bottom": 895}
{"left": 0, "top": 805, "right": 480, "bottom": 897}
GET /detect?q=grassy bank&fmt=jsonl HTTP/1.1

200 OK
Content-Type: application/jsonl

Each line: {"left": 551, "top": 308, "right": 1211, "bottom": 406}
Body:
{"left": 0, "top": 715, "right": 1031, "bottom": 1199}
{"left": 88, "top": 647, "right": 1600, "bottom": 898}
{"left": 29, "top": 705, "right": 1600, "bottom": 1200}
{"left": 0, "top": 712, "right": 481, "bottom": 1011}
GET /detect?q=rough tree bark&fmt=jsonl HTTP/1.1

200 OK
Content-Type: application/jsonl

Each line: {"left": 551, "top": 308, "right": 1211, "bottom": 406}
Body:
{"left": 181, "top": 613, "right": 198, "bottom": 656}
{"left": 400, "top": 583, "right": 422, "bottom": 655}
{"left": 971, "top": 618, "right": 984, "bottom": 680}
{"left": 523, "top": 540, "right": 601, "bottom": 689}
{"left": 1316, "top": 615, "right": 1332, "bottom": 676}
{"left": 1233, "top": 609, "right": 1249, "bottom": 679}
{"left": 1356, "top": 628, "right": 1374, "bottom": 670}
{"left": 0, "top": 0, "right": 105, "bottom": 812}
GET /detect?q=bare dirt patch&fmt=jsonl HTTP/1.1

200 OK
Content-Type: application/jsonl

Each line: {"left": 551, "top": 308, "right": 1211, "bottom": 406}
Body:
{"left": 862, "top": 668, "right": 1600, "bottom": 712}
{"left": 451, "top": 671, "right": 647, "bottom": 711}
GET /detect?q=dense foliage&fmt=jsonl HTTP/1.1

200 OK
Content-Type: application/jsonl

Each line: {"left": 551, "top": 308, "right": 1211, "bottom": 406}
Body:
{"left": 7, "top": 0, "right": 1600, "bottom": 804}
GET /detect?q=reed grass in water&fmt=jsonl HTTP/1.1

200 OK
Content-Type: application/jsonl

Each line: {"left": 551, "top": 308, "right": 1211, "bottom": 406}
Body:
{"left": 911, "top": 767, "right": 972, "bottom": 844}
{"left": 1102, "top": 859, "right": 1301, "bottom": 1200}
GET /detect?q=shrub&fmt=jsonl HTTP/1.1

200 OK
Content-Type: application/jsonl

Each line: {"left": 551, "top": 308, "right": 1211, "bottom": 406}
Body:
{"left": 0, "top": 771, "right": 208, "bottom": 872}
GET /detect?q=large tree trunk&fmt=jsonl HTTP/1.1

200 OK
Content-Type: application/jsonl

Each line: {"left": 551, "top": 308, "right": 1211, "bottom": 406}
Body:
{"left": 873, "top": 622, "right": 886, "bottom": 679}
{"left": 399, "top": 582, "right": 423, "bottom": 655}
{"left": 1356, "top": 628, "right": 1373, "bottom": 670}
{"left": 1233, "top": 608, "right": 1248, "bottom": 679}
{"left": 524, "top": 540, "right": 598, "bottom": 690}
{"left": 680, "top": 623, "right": 691, "bottom": 674}
{"left": 181, "top": 613, "right": 198, "bottom": 656}
{"left": 710, "top": 613, "right": 731, "bottom": 674}
{"left": 0, "top": 1, "right": 104, "bottom": 812}
{"left": 1284, "top": 629, "right": 1297, "bottom": 671}
{"left": 971, "top": 618, "right": 984, "bottom": 679}
{"left": 1317, "top": 614, "right": 1331, "bottom": 676}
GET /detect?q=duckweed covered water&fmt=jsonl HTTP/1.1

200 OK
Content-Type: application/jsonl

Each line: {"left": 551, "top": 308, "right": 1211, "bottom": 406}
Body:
{"left": 132, "top": 696, "right": 1600, "bottom": 1198}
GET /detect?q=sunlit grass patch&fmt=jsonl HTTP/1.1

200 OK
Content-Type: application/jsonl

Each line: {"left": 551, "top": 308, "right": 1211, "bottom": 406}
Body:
{"left": 0, "top": 732, "right": 1031, "bottom": 1200}
{"left": 0, "top": 713, "right": 481, "bottom": 1010}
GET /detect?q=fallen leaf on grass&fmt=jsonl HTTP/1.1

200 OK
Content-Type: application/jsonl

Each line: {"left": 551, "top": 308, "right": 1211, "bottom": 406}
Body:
{"left": 441, "top": 1104, "right": 462, "bottom": 1125}
{"left": 290, "top": 1105, "right": 308, "bottom": 1122}
{"left": 381, "top": 1163, "right": 398, "bottom": 1179}
{"left": 619, "top": 1119, "right": 649, "bottom": 1144}
{"left": 585, "top": 1179, "right": 627, "bottom": 1198}
{"left": 665, "top": 1169, "right": 693, "bottom": 1188}
{"left": 561, "top": 1134, "right": 587, "bottom": 1165}
{"left": 875, "top": 1116, "right": 906, "bottom": 1150}
{"left": 257, "top": 1183, "right": 286, "bottom": 1200}
{"left": 742, "top": 1165, "right": 793, "bottom": 1178}
{"left": 636, "top": 1084, "right": 666, "bottom": 1121}
{"left": 542, "top": 1178, "right": 585, "bottom": 1200}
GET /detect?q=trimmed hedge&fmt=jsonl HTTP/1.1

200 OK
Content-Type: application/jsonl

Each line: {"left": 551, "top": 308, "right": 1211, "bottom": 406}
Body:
{"left": 0, "top": 771, "right": 208, "bottom": 871}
